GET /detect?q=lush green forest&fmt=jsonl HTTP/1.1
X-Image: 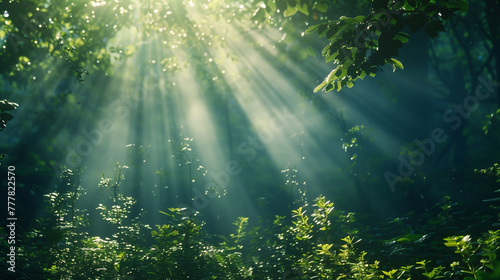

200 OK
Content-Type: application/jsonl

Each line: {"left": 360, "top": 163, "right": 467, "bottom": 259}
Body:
{"left": 1, "top": 0, "right": 500, "bottom": 279}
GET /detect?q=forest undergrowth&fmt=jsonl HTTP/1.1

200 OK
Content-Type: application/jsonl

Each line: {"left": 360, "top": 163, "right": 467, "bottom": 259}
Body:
{"left": 1, "top": 162, "right": 500, "bottom": 280}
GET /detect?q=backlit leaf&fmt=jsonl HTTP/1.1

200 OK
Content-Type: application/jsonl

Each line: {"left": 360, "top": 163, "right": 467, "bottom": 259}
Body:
{"left": 390, "top": 58, "right": 404, "bottom": 71}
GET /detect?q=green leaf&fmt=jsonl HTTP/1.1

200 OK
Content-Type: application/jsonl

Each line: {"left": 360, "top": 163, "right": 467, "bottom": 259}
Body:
{"left": 422, "top": 271, "right": 436, "bottom": 278}
{"left": 117, "top": 251, "right": 126, "bottom": 259}
{"left": 359, "top": 71, "right": 366, "bottom": 79}
{"left": 395, "top": 32, "right": 410, "bottom": 43}
{"left": 397, "top": 233, "right": 423, "bottom": 243}
{"left": 159, "top": 210, "right": 169, "bottom": 216}
{"left": 266, "top": 0, "right": 276, "bottom": 13}
{"left": 252, "top": 7, "right": 266, "bottom": 22}
{"left": 443, "top": 239, "right": 458, "bottom": 247}
{"left": 284, "top": 5, "right": 298, "bottom": 17}
{"left": 457, "top": 0, "right": 469, "bottom": 13}
{"left": 322, "top": 43, "right": 332, "bottom": 56}
{"left": 0, "top": 100, "right": 19, "bottom": 111}
{"left": 339, "top": 16, "right": 356, "bottom": 24}
{"left": 325, "top": 53, "right": 337, "bottom": 63}
{"left": 316, "top": 2, "right": 328, "bottom": 13}
{"left": 317, "top": 23, "right": 330, "bottom": 37}
{"left": 276, "top": 0, "right": 287, "bottom": 13}
{"left": 416, "top": 260, "right": 430, "bottom": 266}
{"left": 383, "top": 269, "right": 398, "bottom": 277}
{"left": 408, "top": 14, "right": 427, "bottom": 33}
{"left": 431, "top": 20, "right": 445, "bottom": 32}
{"left": 424, "top": 23, "right": 438, "bottom": 38}
{"left": 327, "top": 66, "right": 340, "bottom": 82}
{"left": 442, "top": 0, "right": 469, "bottom": 13}
{"left": 0, "top": 112, "right": 14, "bottom": 123}
{"left": 390, "top": 58, "right": 404, "bottom": 70}
{"left": 314, "top": 80, "right": 328, "bottom": 92}
{"left": 354, "top": 15, "right": 365, "bottom": 22}
{"left": 325, "top": 83, "right": 334, "bottom": 92}
{"left": 297, "top": 3, "right": 309, "bottom": 16}
{"left": 305, "top": 24, "right": 320, "bottom": 34}
{"left": 326, "top": 25, "right": 347, "bottom": 40}
{"left": 317, "top": 243, "right": 333, "bottom": 254}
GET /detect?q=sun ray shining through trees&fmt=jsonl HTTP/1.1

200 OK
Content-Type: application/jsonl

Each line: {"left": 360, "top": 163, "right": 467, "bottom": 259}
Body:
{"left": 1, "top": 0, "right": 500, "bottom": 279}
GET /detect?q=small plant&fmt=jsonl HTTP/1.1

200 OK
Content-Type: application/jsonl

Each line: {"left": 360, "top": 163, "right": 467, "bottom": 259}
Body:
{"left": 96, "top": 162, "right": 149, "bottom": 279}
{"left": 483, "top": 108, "right": 500, "bottom": 134}
{"left": 416, "top": 260, "right": 445, "bottom": 279}
{"left": 440, "top": 229, "right": 500, "bottom": 280}
{"left": 149, "top": 208, "right": 217, "bottom": 279}
{"left": 475, "top": 163, "right": 500, "bottom": 183}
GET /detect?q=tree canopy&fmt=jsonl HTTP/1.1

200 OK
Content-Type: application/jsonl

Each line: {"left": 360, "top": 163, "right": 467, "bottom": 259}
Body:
{"left": 1, "top": 0, "right": 472, "bottom": 94}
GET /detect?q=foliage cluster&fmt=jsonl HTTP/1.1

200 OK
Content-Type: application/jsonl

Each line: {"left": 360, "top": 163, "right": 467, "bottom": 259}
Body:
{"left": 2, "top": 161, "right": 499, "bottom": 280}
{"left": 307, "top": 0, "right": 468, "bottom": 92}
{"left": 249, "top": 0, "right": 469, "bottom": 92}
